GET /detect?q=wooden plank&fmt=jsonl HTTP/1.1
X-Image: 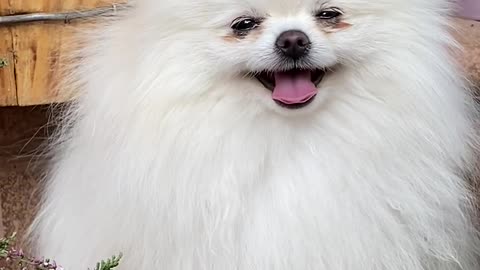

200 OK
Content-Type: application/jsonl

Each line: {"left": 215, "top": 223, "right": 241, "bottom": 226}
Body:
{"left": 0, "top": 0, "right": 14, "bottom": 15}
{"left": 12, "top": 22, "right": 87, "bottom": 106}
{"left": 8, "top": 0, "right": 117, "bottom": 14}
{"left": 7, "top": 0, "right": 119, "bottom": 105}
{"left": 13, "top": 20, "right": 101, "bottom": 106}
{"left": 0, "top": 27, "right": 18, "bottom": 106}
{"left": 12, "top": 23, "right": 64, "bottom": 105}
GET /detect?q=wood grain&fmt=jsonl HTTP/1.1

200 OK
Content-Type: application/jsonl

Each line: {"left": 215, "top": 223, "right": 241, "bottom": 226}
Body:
{"left": 0, "top": 0, "right": 13, "bottom": 16}
{"left": 0, "top": 27, "right": 17, "bottom": 106}
{"left": 0, "top": 0, "right": 120, "bottom": 106}
{"left": 1, "top": 0, "right": 117, "bottom": 14}
{"left": 12, "top": 23, "right": 65, "bottom": 105}
{"left": 0, "top": 0, "right": 17, "bottom": 106}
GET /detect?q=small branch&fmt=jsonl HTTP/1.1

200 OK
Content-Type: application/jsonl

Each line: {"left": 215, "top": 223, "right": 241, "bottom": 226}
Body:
{"left": 0, "top": 4, "right": 128, "bottom": 25}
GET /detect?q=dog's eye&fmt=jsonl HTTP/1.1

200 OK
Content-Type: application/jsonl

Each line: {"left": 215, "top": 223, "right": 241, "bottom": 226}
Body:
{"left": 231, "top": 17, "right": 259, "bottom": 32}
{"left": 316, "top": 9, "right": 342, "bottom": 20}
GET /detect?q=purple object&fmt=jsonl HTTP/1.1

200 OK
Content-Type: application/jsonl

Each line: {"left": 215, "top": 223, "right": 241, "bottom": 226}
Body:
{"left": 458, "top": 0, "right": 480, "bottom": 20}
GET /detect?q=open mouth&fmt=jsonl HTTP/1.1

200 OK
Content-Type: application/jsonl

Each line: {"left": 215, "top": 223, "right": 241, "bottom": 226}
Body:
{"left": 255, "top": 69, "right": 326, "bottom": 109}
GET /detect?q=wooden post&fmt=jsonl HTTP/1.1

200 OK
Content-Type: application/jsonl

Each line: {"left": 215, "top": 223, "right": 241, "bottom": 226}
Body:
{"left": 0, "top": 27, "right": 17, "bottom": 106}
{"left": 0, "top": 0, "right": 17, "bottom": 106}
{"left": 0, "top": 0, "right": 119, "bottom": 106}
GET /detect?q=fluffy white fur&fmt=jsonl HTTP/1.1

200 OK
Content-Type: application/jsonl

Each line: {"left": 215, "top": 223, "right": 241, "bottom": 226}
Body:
{"left": 31, "top": 0, "right": 480, "bottom": 269}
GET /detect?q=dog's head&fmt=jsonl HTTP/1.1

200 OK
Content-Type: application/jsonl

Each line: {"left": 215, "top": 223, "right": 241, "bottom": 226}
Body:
{"left": 129, "top": 0, "right": 451, "bottom": 114}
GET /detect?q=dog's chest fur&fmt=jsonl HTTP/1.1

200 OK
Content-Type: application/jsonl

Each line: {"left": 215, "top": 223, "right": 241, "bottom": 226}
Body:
{"left": 81, "top": 112, "right": 471, "bottom": 270}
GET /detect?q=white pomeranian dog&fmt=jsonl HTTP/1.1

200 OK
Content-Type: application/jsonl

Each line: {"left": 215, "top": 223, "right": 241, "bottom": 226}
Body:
{"left": 30, "top": 0, "right": 480, "bottom": 269}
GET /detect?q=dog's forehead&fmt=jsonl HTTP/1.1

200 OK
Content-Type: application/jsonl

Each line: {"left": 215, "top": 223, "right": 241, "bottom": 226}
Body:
{"left": 193, "top": 0, "right": 344, "bottom": 12}
{"left": 174, "top": 0, "right": 318, "bottom": 14}
{"left": 238, "top": 0, "right": 319, "bottom": 12}
{"left": 176, "top": 0, "right": 421, "bottom": 14}
{"left": 139, "top": 0, "right": 442, "bottom": 26}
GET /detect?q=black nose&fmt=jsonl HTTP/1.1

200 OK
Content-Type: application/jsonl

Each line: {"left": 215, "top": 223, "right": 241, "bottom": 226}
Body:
{"left": 275, "top": 30, "right": 310, "bottom": 59}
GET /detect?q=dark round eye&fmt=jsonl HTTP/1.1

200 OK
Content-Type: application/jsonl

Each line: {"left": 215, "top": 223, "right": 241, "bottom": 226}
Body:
{"left": 231, "top": 18, "right": 258, "bottom": 31}
{"left": 316, "top": 10, "right": 342, "bottom": 20}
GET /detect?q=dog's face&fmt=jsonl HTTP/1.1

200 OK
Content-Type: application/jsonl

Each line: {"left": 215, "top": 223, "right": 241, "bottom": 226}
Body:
{"left": 216, "top": 0, "right": 346, "bottom": 110}
{"left": 136, "top": 0, "right": 445, "bottom": 113}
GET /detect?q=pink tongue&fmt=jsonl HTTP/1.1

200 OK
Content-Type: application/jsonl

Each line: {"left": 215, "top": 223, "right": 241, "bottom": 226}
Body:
{"left": 272, "top": 70, "right": 317, "bottom": 104}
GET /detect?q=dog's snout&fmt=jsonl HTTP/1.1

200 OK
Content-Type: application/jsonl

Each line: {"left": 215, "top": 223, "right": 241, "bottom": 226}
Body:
{"left": 275, "top": 30, "right": 310, "bottom": 59}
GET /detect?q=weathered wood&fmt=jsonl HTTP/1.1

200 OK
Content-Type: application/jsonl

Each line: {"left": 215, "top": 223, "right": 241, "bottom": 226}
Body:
{"left": 0, "top": 27, "right": 17, "bottom": 106}
{"left": 0, "top": 0, "right": 17, "bottom": 106}
{"left": 0, "top": 5, "right": 123, "bottom": 25}
{"left": 0, "top": 0, "right": 120, "bottom": 106}
{"left": 5, "top": 0, "right": 117, "bottom": 14}
{"left": 0, "top": 0, "right": 13, "bottom": 16}
{"left": 12, "top": 23, "right": 65, "bottom": 105}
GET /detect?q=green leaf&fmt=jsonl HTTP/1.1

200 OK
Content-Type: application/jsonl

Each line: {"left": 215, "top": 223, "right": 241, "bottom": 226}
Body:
{"left": 92, "top": 253, "right": 122, "bottom": 270}
{"left": 0, "top": 233, "right": 16, "bottom": 257}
